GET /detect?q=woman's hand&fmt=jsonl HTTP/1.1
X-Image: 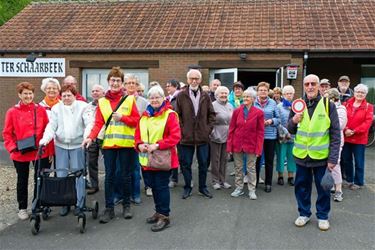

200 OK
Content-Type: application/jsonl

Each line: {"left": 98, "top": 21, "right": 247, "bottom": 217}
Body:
{"left": 112, "top": 112, "right": 123, "bottom": 122}
{"left": 345, "top": 129, "right": 355, "bottom": 137}
{"left": 147, "top": 144, "right": 159, "bottom": 153}
{"left": 138, "top": 144, "right": 148, "bottom": 153}
{"left": 82, "top": 138, "right": 92, "bottom": 148}
{"left": 264, "top": 119, "right": 273, "bottom": 126}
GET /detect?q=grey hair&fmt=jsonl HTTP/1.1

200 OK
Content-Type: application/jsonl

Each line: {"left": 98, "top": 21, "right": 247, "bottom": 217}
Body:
{"left": 41, "top": 78, "right": 61, "bottom": 93}
{"left": 186, "top": 69, "right": 202, "bottom": 79}
{"left": 63, "top": 75, "right": 77, "bottom": 85}
{"left": 354, "top": 83, "right": 368, "bottom": 94}
{"left": 124, "top": 73, "right": 139, "bottom": 84}
{"left": 243, "top": 87, "right": 257, "bottom": 99}
{"left": 91, "top": 84, "right": 105, "bottom": 93}
{"left": 304, "top": 74, "right": 320, "bottom": 85}
{"left": 147, "top": 85, "right": 165, "bottom": 99}
{"left": 282, "top": 85, "right": 295, "bottom": 94}
{"left": 214, "top": 86, "right": 229, "bottom": 98}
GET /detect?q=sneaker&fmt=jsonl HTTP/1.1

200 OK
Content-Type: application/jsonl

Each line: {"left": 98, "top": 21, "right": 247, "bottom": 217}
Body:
{"left": 122, "top": 206, "right": 133, "bottom": 219}
{"left": 146, "top": 188, "right": 153, "bottom": 196}
{"left": 333, "top": 191, "right": 343, "bottom": 202}
{"left": 168, "top": 181, "right": 177, "bottom": 188}
{"left": 249, "top": 190, "right": 257, "bottom": 200}
{"left": 244, "top": 175, "right": 249, "bottom": 184}
{"left": 229, "top": 171, "right": 235, "bottom": 176}
{"left": 294, "top": 216, "right": 310, "bottom": 227}
{"left": 349, "top": 184, "right": 361, "bottom": 190}
{"left": 18, "top": 209, "right": 29, "bottom": 220}
{"left": 287, "top": 177, "right": 294, "bottom": 186}
{"left": 318, "top": 219, "right": 330, "bottom": 231}
{"left": 330, "top": 187, "right": 335, "bottom": 194}
{"left": 259, "top": 177, "right": 265, "bottom": 184}
{"left": 277, "top": 177, "right": 284, "bottom": 185}
{"left": 231, "top": 187, "right": 244, "bottom": 197}
{"left": 221, "top": 182, "right": 232, "bottom": 189}
{"left": 99, "top": 208, "right": 115, "bottom": 224}
{"left": 190, "top": 180, "right": 194, "bottom": 188}
{"left": 213, "top": 183, "right": 221, "bottom": 190}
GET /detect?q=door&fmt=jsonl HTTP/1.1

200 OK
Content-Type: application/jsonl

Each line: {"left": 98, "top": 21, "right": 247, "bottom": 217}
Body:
{"left": 209, "top": 68, "right": 238, "bottom": 89}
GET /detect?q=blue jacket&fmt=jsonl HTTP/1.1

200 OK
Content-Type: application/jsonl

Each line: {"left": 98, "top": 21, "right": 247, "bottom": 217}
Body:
{"left": 254, "top": 97, "right": 280, "bottom": 139}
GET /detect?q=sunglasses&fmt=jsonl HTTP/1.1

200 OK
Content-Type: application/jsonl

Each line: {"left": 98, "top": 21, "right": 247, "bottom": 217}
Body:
{"left": 304, "top": 82, "right": 317, "bottom": 87}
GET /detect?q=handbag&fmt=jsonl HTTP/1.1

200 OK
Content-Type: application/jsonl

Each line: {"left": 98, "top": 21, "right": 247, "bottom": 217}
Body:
{"left": 16, "top": 107, "right": 37, "bottom": 154}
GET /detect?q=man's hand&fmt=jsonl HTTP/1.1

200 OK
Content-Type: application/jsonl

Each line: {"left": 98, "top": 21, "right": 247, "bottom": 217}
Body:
{"left": 327, "top": 162, "right": 336, "bottom": 171}
{"left": 138, "top": 144, "right": 148, "bottom": 153}
{"left": 292, "top": 113, "right": 303, "bottom": 124}
{"left": 147, "top": 144, "right": 159, "bottom": 153}
{"left": 82, "top": 138, "right": 92, "bottom": 148}
{"left": 112, "top": 112, "right": 122, "bottom": 122}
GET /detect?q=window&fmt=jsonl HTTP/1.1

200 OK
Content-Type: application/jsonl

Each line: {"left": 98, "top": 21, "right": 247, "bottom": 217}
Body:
{"left": 82, "top": 69, "right": 149, "bottom": 102}
{"left": 361, "top": 65, "right": 375, "bottom": 104}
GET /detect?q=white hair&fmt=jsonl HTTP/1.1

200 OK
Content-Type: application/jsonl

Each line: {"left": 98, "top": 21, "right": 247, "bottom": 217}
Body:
{"left": 243, "top": 87, "right": 257, "bottom": 99}
{"left": 214, "top": 86, "right": 229, "bottom": 98}
{"left": 304, "top": 74, "right": 320, "bottom": 85}
{"left": 282, "top": 85, "right": 295, "bottom": 94}
{"left": 210, "top": 79, "right": 221, "bottom": 87}
{"left": 147, "top": 85, "right": 165, "bottom": 99}
{"left": 91, "top": 84, "right": 105, "bottom": 92}
{"left": 186, "top": 69, "right": 202, "bottom": 79}
{"left": 41, "top": 78, "right": 61, "bottom": 93}
{"left": 354, "top": 83, "right": 368, "bottom": 94}
{"left": 124, "top": 73, "right": 139, "bottom": 84}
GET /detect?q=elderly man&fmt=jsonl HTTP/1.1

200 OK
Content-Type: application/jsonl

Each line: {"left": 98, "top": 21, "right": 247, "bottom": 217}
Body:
{"left": 288, "top": 74, "right": 340, "bottom": 231}
{"left": 176, "top": 69, "right": 216, "bottom": 199}
{"left": 337, "top": 75, "right": 354, "bottom": 103}
{"left": 63, "top": 75, "right": 87, "bottom": 102}
{"left": 319, "top": 78, "right": 331, "bottom": 97}
{"left": 209, "top": 79, "right": 221, "bottom": 101}
{"left": 83, "top": 84, "right": 105, "bottom": 195}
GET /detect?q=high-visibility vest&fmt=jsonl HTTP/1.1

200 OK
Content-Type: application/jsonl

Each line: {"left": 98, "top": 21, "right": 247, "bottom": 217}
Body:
{"left": 138, "top": 109, "right": 174, "bottom": 166}
{"left": 293, "top": 98, "right": 330, "bottom": 160}
{"left": 99, "top": 96, "right": 136, "bottom": 148}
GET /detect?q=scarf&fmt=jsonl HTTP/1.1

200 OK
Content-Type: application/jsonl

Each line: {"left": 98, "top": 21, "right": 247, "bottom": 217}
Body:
{"left": 257, "top": 97, "right": 268, "bottom": 108}
{"left": 44, "top": 96, "right": 59, "bottom": 108}
{"left": 282, "top": 99, "right": 292, "bottom": 108}
{"left": 105, "top": 89, "right": 124, "bottom": 101}
{"left": 146, "top": 101, "right": 166, "bottom": 117}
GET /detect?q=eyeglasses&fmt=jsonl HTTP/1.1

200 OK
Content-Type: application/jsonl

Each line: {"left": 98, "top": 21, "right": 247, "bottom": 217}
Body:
{"left": 125, "top": 82, "right": 136, "bottom": 85}
{"left": 188, "top": 77, "right": 200, "bottom": 81}
{"left": 149, "top": 96, "right": 163, "bottom": 100}
{"left": 304, "top": 82, "right": 317, "bottom": 87}
{"left": 109, "top": 78, "right": 122, "bottom": 83}
{"left": 355, "top": 91, "right": 366, "bottom": 94}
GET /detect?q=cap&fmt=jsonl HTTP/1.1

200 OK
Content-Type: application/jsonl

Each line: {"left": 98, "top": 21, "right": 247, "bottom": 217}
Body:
{"left": 327, "top": 88, "right": 340, "bottom": 101}
{"left": 338, "top": 75, "right": 350, "bottom": 82}
{"left": 320, "top": 79, "right": 330, "bottom": 85}
{"left": 232, "top": 81, "right": 244, "bottom": 90}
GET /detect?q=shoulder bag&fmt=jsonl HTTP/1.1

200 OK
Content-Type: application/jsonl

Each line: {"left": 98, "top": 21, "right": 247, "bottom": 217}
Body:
{"left": 16, "top": 106, "right": 38, "bottom": 154}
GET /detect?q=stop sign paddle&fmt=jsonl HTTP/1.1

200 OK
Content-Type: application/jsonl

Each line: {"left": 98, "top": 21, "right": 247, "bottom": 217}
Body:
{"left": 292, "top": 99, "right": 306, "bottom": 114}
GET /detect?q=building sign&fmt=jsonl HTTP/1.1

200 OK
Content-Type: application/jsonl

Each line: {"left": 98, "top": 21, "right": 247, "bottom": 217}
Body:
{"left": 0, "top": 58, "right": 65, "bottom": 77}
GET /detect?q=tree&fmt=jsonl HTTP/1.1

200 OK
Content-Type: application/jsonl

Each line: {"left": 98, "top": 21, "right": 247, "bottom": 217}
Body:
{"left": 0, "top": 0, "right": 32, "bottom": 26}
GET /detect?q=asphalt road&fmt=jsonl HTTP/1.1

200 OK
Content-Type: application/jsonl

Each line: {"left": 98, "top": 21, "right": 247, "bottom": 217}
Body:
{"left": 0, "top": 147, "right": 374, "bottom": 250}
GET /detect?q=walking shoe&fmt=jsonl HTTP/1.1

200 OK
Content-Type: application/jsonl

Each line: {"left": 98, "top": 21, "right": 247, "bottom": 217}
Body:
{"left": 122, "top": 206, "right": 133, "bottom": 219}
{"left": 213, "top": 183, "right": 221, "bottom": 190}
{"left": 59, "top": 206, "right": 70, "bottom": 216}
{"left": 277, "top": 177, "right": 284, "bottom": 185}
{"left": 287, "top": 177, "right": 294, "bottom": 186}
{"left": 249, "top": 190, "right": 257, "bottom": 200}
{"left": 244, "top": 175, "right": 249, "bottom": 184}
{"left": 168, "top": 181, "right": 177, "bottom": 188}
{"left": 73, "top": 206, "right": 82, "bottom": 216}
{"left": 151, "top": 214, "right": 170, "bottom": 232}
{"left": 349, "top": 184, "right": 361, "bottom": 190}
{"left": 259, "top": 177, "right": 265, "bottom": 184}
{"left": 182, "top": 187, "right": 192, "bottom": 199}
{"left": 146, "top": 188, "right": 153, "bottom": 196}
{"left": 264, "top": 185, "right": 272, "bottom": 193}
{"left": 17, "top": 209, "right": 29, "bottom": 220}
{"left": 294, "top": 216, "right": 310, "bottom": 227}
{"left": 199, "top": 188, "right": 213, "bottom": 198}
{"left": 221, "top": 182, "right": 232, "bottom": 189}
{"left": 318, "top": 219, "right": 330, "bottom": 231}
{"left": 231, "top": 187, "right": 244, "bottom": 197}
{"left": 333, "top": 191, "right": 343, "bottom": 202}
{"left": 146, "top": 212, "right": 160, "bottom": 224}
{"left": 330, "top": 187, "right": 335, "bottom": 194}
{"left": 229, "top": 171, "right": 235, "bottom": 176}
{"left": 99, "top": 208, "right": 115, "bottom": 224}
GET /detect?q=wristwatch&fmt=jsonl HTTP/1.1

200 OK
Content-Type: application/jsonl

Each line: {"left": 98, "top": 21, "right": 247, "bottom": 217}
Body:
{"left": 155, "top": 143, "right": 160, "bottom": 149}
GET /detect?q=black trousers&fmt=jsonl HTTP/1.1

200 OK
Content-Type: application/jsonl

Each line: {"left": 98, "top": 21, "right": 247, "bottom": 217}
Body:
{"left": 13, "top": 157, "right": 50, "bottom": 210}
{"left": 87, "top": 139, "right": 102, "bottom": 189}
{"left": 256, "top": 139, "right": 276, "bottom": 186}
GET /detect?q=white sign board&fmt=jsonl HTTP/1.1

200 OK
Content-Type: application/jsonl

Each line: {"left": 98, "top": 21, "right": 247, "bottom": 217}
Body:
{"left": 0, "top": 58, "right": 65, "bottom": 77}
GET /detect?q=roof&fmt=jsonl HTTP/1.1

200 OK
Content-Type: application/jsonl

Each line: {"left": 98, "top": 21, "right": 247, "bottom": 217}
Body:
{"left": 0, "top": 0, "right": 374, "bottom": 53}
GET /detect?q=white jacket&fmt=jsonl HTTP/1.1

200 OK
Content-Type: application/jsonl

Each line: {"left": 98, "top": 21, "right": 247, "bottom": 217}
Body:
{"left": 40, "top": 100, "right": 90, "bottom": 149}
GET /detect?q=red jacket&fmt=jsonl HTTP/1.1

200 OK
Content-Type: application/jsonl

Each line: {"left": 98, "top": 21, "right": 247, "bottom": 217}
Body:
{"left": 88, "top": 91, "right": 140, "bottom": 149}
{"left": 227, "top": 105, "right": 264, "bottom": 156}
{"left": 344, "top": 97, "right": 374, "bottom": 145}
{"left": 3, "top": 102, "right": 52, "bottom": 162}
{"left": 135, "top": 102, "right": 181, "bottom": 171}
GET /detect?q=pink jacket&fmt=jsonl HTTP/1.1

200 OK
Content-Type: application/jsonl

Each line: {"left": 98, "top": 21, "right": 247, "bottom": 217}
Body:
{"left": 227, "top": 105, "right": 264, "bottom": 156}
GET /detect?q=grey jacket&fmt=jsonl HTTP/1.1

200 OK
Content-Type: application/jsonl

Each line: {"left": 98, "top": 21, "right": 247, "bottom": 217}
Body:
{"left": 210, "top": 100, "right": 233, "bottom": 143}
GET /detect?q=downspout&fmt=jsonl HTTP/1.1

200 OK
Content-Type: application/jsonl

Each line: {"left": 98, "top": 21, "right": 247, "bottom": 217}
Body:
{"left": 303, "top": 51, "right": 309, "bottom": 96}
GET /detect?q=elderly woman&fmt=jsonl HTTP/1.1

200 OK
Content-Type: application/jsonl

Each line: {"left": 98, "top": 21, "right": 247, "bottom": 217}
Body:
{"left": 135, "top": 86, "right": 181, "bottom": 232}
{"left": 210, "top": 86, "right": 233, "bottom": 190}
{"left": 3, "top": 82, "right": 52, "bottom": 220}
{"left": 342, "top": 84, "right": 374, "bottom": 190}
{"left": 228, "top": 81, "right": 244, "bottom": 108}
{"left": 39, "top": 78, "right": 61, "bottom": 118}
{"left": 326, "top": 88, "right": 347, "bottom": 201}
{"left": 227, "top": 88, "right": 264, "bottom": 200}
{"left": 275, "top": 85, "right": 296, "bottom": 186}
{"left": 273, "top": 87, "right": 283, "bottom": 104}
{"left": 39, "top": 85, "right": 90, "bottom": 217}
{"left": 255, "top": 82, "right": 280, "bottom": 193}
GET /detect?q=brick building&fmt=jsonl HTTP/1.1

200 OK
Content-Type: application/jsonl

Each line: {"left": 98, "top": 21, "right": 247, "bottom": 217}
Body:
{"left": 0, "top": 0, "right": 374, "bottom": 138}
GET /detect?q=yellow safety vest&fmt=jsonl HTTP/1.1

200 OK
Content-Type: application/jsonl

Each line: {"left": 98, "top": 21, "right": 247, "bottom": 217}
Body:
{"left": 99, "top": 95, "right": 136, "bottom": 148}
{"left": 138, "top": 109, "right": 175, "bottom": 166}
{"left": 293, "top": 98, "right": 330, "bottom": 160}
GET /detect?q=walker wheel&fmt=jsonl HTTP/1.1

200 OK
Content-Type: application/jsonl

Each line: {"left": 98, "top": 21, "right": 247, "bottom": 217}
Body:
{"left": 92, "top": 200, "right": 99, "bottom": 220}
{"left": 30, "top": 217, "right": 40, "bottom": 235}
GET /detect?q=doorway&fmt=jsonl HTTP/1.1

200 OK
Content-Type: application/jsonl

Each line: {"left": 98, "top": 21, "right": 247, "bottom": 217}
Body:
{"left": 238, "top": 69, "right": 277, "bottom": 89}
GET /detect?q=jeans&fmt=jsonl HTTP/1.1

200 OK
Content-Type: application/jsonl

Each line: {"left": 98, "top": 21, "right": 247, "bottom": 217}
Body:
{"left": 143, "top": 170, "right": 170, "bottom": 216}
{"left": 13, "top": 157, "right": 50, "bottom": 210}
{"left": 178, "top": 144, "right": 209, "bottom": 190}
{"left": 294, "top": 164, "right": 331, "bottom": 220}
{"left": 342, "top": 143, "right": 366, "bottom": 186}
{"left": 103, "top": 148, "right": 136, "bottom": 208}
{"left": 131, "top": 155, "right": 141, "bottom": 200}
{"left": 256, "top": 139, "right": 276, "bottom": 186}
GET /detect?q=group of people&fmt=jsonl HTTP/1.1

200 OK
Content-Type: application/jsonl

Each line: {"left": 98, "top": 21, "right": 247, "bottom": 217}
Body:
{"left": 3, "top": 66, "right": 373, "bottom": 232}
